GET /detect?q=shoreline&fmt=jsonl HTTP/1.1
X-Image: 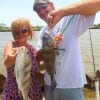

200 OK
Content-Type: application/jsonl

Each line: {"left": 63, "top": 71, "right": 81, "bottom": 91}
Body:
{"left": 0, "top": 28, "right": 100, "bottom": 32}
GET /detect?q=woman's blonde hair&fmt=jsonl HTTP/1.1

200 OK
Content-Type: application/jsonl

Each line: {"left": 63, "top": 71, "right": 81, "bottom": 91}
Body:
{"left": 11, "top": 18, "right": 33, "bottom": 39}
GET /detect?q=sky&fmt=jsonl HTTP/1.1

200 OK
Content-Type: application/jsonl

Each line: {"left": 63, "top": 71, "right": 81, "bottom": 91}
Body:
{"left": 0, "top": 0, "right": 100, "bottom": 27}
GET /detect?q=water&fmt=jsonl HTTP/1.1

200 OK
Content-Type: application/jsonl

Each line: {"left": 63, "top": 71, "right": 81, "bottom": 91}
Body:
{"left": 80, "top": 29, "right": 100, "bottom": 76}
{"left": 0, "top": 29, "right": 100, "bottom": 99}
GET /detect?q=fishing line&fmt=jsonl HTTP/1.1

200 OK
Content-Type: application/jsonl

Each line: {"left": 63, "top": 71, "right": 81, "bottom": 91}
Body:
{"left": 89, "top": 28, "right": 96, "bottom": 73}
{"left": 61, "top": 15, "right": 74, "bottom": 36}
{"left": 89, "top": 29, "right": 100, "bottom": 100}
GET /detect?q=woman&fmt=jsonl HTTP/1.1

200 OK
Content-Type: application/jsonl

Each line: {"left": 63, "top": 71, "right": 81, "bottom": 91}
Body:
{"left": 2, "top": 18, "right": 42, "bottom": 100}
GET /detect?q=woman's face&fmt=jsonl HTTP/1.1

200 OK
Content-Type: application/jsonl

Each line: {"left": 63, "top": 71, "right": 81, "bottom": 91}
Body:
{"left": 14, "top": 26, "right": 29, "bottom": 46}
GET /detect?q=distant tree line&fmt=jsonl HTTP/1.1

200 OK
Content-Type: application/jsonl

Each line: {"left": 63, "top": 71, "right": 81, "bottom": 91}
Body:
{"left": 0, "top": 23, "right": 100, "bottom": 32}
{"left": 91, "top": 24, "right": 100, "bottom": 29}
{"left": 0, "top": 24, "right": 44, "bottom": 32}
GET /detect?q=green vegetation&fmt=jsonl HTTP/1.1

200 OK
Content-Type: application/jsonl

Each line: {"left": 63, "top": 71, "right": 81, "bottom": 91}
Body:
{"left": 0, "top": 23, "right": 100, "bottom": 32}
{"left": 0, "top": 26, "right": 11, "bottom": 32}
{"left": 33, "top": 26, "right": 44, "bottom": 31}
{"left": 91, "top": 24, "right": 100, "bottom": 29}
{"left": 0, "top": 23, "right": 44, "bottom": 32}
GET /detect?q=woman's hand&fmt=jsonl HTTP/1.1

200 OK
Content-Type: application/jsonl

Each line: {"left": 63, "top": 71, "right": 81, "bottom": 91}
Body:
{"left": 4, "top": 48, "right": 17, "bottom": 69}
{"left": 4, "top": 42, "right": 25, "bottom": 69}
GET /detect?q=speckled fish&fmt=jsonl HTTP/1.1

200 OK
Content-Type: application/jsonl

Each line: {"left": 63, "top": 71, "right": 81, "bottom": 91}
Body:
{"left": 41, "top": 31, "right": 58, "bottom": 91}
{"left": 14, "top": 47, "right": 31, "bottom": 100}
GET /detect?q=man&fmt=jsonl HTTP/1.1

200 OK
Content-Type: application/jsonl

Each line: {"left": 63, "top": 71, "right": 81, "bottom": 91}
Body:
{"left": 33, "top": 0, "right": 95, "bottom": 100}
{"left": 47, "top": 0, "right": 100, "bottom": 28}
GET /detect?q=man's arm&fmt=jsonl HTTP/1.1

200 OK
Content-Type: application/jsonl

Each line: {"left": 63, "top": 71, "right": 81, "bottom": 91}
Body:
{"left": 62, "top": 0, "right": 100, "bottom": 16}
{"left": 47, "top": 0, "right": 100, "bottom": 28}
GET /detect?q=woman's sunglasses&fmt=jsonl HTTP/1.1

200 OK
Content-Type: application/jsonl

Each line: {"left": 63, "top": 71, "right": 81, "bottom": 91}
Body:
{"left": 21, "top": 29, "right": 28, "bottom": 34}
{"left": 34, "top": 3, "right": 48, "bottom": 13}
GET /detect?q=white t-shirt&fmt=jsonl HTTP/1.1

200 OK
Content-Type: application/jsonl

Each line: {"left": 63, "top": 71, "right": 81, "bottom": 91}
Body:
{"left": 39, "top": 15, "right": 95, "bottom": 88}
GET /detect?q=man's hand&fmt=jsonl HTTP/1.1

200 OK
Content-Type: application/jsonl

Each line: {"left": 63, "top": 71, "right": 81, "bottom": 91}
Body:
{"left": 50, "top": 34, "right": 62, "bottom": 47}
{"left": 47, "top": 9, "right": 63, "bottom": 28}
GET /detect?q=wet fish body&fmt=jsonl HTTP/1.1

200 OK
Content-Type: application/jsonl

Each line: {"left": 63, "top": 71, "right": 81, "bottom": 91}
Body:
{"left": 14, "top": 47, "right": 31, "bottom": 100}
{"left": 42, "top": 31, "right": 57, "bottom": 91}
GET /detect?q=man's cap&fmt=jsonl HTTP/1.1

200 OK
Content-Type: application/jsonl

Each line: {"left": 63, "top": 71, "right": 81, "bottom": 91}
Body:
{"left": 34, "top": 0, "right": 50, "bottom": 5}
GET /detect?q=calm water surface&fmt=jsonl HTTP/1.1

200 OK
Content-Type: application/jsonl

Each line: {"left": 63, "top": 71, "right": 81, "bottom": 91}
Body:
{"left": 0, "top": 29, "right": 100, "bottom": 76}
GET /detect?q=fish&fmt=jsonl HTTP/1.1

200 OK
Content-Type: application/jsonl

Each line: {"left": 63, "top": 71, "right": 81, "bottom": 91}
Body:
{"left": 14, "top": 46, "right": 31, "bottom": 100}
{"left": 41, "top": 31, "right": 58, "bottom": 91}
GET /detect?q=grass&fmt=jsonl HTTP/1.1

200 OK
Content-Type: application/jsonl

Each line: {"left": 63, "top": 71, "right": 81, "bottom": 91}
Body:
{"left": 84, "top": 88, "right": 97, "bottom": 100}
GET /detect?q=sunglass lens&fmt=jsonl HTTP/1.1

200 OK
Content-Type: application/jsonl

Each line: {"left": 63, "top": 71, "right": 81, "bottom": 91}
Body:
{"left": 34, "top": 3, "right": 48, "bottom": 13}
{"left": 41, "top": 4, "right": 47, "bottom": 10}
{"left": 22, "top": 29, "right": 28, "bottom": 34}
